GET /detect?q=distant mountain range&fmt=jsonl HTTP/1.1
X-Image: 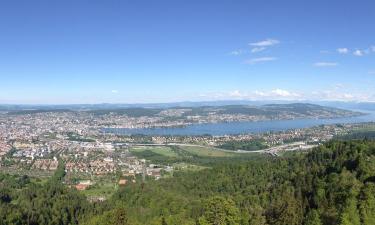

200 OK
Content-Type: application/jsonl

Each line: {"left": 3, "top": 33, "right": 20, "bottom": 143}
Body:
{"left": 1, "top": 103, "right": 365, "bottom": 123}
{"left": 0, "top": 100, "right": 374, "bottom": 112}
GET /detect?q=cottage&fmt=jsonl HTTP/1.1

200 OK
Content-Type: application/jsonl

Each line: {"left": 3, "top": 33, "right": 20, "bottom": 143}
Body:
{"left": 118, "top": 179, "right": 127, "bottom": 186}
{"left": 75, "top": 183, "right": 89, "bottom": 191}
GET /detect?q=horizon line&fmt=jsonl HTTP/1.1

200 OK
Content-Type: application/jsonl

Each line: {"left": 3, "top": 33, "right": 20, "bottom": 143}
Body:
{"left": 0, "top": 99, "right": 374, "bottom": 106}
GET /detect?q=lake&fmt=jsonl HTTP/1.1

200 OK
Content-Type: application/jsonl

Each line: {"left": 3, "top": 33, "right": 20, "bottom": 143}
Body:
{"left": 102, "top": 110, "right": 375, "bottom": 136}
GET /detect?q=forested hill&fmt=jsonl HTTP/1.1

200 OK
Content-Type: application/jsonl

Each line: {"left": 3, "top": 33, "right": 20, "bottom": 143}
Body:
{"left": 1, "top": 140, "right": 375, "bottom": 225}
{"left": 4, "top": 103, "right": 362, "bottom": 120}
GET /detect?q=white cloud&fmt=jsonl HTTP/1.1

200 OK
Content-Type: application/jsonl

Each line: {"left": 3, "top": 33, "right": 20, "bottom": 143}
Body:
{"left": 111, "top": 90, "right": 119, "bottom": 93}
{"left": 245, "top": 57, "right": 277, "bottom": 64}
{"left": 200, "top": 89, "right": 301, "bottom": 100}
{"left": 369, "top": 71, "right": 375, "bottom": 75}
{"left": 198, "top": 88, "right": 375, "bottom": 102}
{"left": 342, "top": 93, "right": 354, "bottom": 99}
{"left": 353, "top": 49, "right": 364, "bottom": 56}
{"left": 254, "top": 90, "right": 267, "bottom": 97}
{"left": 229, "top": 90, "right": 246, "bottom": 97}
{"left": 335, "top": 46, "right": 375, "bottom": 56}
{"left": 314, "top": 62, "right": 338, "bottom": 67}
{"left": 229, "top": 49, "right": 246, "bottom": 56}
{"left": 230, "top": 89, "right": 300, "bottom": 99}
{"left": 312, "top": 91, "right": 356, "bottom": 101}
{"left": 251, "top": 47, "right": 266, "bottom": 53}
{"left": 270, "top": 89, "right": 300, "bottom": 97}
{"left": 252, "top": 89, "right": 301, "bottom": 99}
{"left": 307, "top": 87, "right": 375, "bottom": 102}
{"left": 249, "top": 39, "right": 280, "bottom": 47}
{"left": 334, "top": 46, "right": 375, "bottom": 57}
{"left": 337, "top": 48, "right": 349, "bottom": 54}
{"left": 333, "top": 83, "right": 344, "bottom": 89}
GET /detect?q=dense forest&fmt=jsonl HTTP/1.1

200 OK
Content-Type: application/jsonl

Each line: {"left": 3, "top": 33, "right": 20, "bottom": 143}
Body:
{"left": 217, "top": 139, "right": 269, "bottom": 151}
{"left": 336, "top": 131, "right": 375, "bottom": 141}
{"left": 1, "top": 140, "right": 375, "bottom": 225}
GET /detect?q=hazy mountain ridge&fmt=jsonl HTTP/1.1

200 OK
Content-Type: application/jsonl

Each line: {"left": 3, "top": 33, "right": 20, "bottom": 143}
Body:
{"left": 3, "top": 103, "right": 364, "bottom": 124}
{"left": 1, "top": 101, "right": 374, "bottom": 112}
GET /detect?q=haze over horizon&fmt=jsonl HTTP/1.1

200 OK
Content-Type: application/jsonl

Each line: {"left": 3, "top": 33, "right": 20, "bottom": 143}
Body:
{"left": 1, "top": 0, "right": 374, "bottom": 104}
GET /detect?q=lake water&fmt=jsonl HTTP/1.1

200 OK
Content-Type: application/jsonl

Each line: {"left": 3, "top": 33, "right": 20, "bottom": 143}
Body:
{"left": 102, "top": 110, "right": 375, "bottom": 136}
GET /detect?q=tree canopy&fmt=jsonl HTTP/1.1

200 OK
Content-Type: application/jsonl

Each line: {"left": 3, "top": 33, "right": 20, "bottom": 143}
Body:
{"left": 1, "top": 140, "right": 375, "bottom": 225}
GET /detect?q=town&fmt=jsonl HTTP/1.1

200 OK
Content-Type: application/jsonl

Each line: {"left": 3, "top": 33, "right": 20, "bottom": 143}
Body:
{"left": 1, "top": 108, "right": 373, "bottom": 201}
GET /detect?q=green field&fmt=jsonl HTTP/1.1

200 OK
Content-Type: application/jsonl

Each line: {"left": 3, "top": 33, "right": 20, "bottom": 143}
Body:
{"left": 128, "top": 144, "right": 257, "bottom": 166}
{"left": 335, "top": 123, "right": 375, "bottom": 140}
{"left": 178, "top": 145, "right": 237, "bottom": 157}
{"left": 129, "top": 145, "right": 237, "bottom": 159}
{"left": 130, "top": 146, "right": 179, "bottom": 157}
{"left": 79, "top": 175, "right": 119, "bottom": 199}
{"left": 172, "top": 162, "right": 208, "bottom": 171}
{"left": 82, "top": 182, "right": 118, "bottom": 199}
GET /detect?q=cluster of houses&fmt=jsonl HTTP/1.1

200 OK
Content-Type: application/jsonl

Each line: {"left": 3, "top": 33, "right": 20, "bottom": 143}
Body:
{"left": 0, "top": 140, "right": 11, "bottom": 158}
{"left": 32, "top": 159, "right": 59, "bottom": 171}
{"left": 65, "top": 159, "right": 115, "bottom": 175}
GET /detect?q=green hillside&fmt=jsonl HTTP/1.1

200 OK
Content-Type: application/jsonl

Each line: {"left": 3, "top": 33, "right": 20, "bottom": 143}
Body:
{"left": 1, "top": 140, "right": 375, "bottom": 225}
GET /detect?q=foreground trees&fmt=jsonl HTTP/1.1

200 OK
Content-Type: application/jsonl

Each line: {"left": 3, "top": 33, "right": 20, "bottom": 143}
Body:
{"left": 198, "top": 197, "right": 240, "bottom": 225}
{"left": 1, "top": 140, "right": 375, "bottom": 224}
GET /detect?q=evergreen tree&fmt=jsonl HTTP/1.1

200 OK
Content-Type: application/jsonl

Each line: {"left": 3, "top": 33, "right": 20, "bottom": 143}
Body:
{"left": 359, "top": 184, "right": 375, "bottom": 225}
{"left": 199, "top": 196, "right": 240, "bottom": 225}
{"left": 304, "top": 209, "right": 322, "bottom": 225}
{"left": 339, "top": 198, "right": 361, "bottom": 225}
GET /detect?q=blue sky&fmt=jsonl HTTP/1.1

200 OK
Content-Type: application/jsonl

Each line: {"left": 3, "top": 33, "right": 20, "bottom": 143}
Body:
{"left": 0, "top": 0, "right": 374, "bottom": 104}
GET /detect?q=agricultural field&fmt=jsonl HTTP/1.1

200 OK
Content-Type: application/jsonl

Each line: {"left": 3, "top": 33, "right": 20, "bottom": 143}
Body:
{"left": 128, "top": 145, "right": 237, "bottom": 160}
{"left": 178, "top": 145, "right": 238, "bottom": 157}
{"left": 82, "top": 181, "right": 118, "bottom": 199}
{"left": 128, "top": 144, "right": 258, "bottom": 166}
{"left": 129, "top": 146, "right": 179, "bottom": 157}
{"left": 335, "top": 123, "right": 375, "bottom": 140}
{"left": 172, "top": 162, "right": 208, "bottom": 172}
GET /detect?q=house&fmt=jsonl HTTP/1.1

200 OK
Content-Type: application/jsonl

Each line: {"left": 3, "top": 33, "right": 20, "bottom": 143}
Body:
{"left": 75, "top": 183, "right": 89, "bottom": 191}
{"left": 118, "top": 179, "right": 127, "bottom": 186}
